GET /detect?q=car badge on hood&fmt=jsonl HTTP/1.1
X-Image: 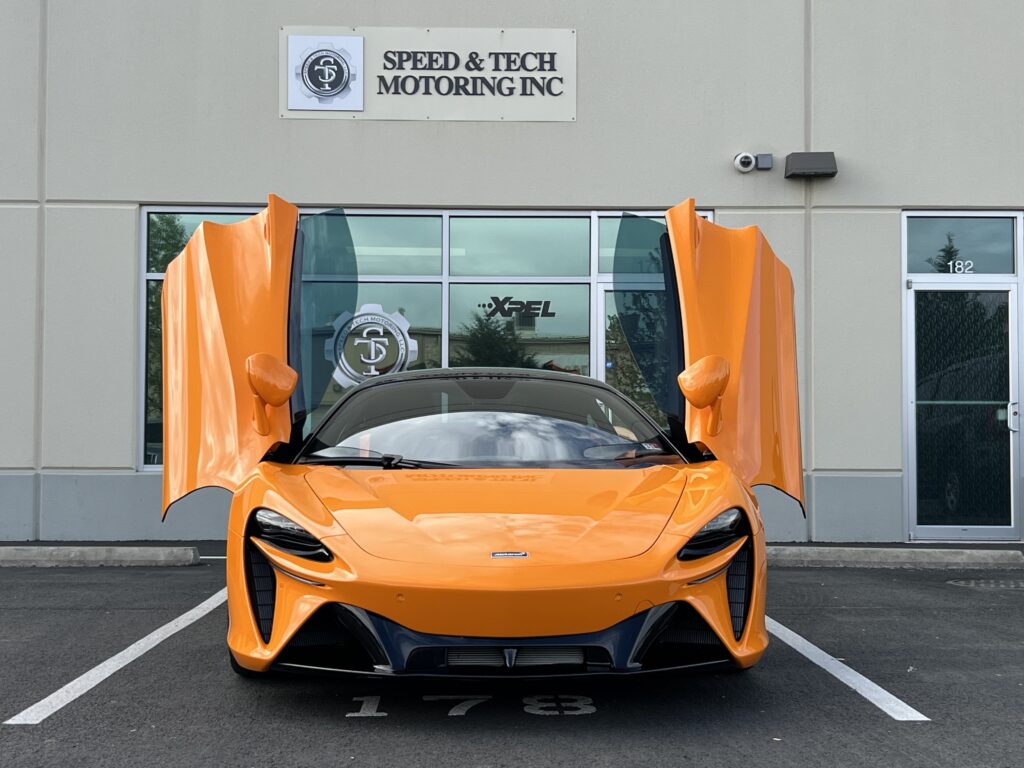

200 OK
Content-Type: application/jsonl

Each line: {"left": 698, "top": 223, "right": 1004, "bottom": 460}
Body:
{"left": 491, "top": 551, "right": 529, "bottom": 559}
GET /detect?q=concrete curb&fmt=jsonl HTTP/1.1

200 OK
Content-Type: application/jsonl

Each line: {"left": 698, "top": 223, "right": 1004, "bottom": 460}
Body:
{"left": 0, "top": 546, "right": 201, "bottom": 567}
{"left": 768, "top": 546, "right": 1024, "bottom": 569}
{"left": 0, "top": 544, "right": 1020, "bottom": 569}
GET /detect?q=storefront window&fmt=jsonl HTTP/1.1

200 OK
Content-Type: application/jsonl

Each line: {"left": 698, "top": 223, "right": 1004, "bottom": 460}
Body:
{"left": 598, "top": 216, "right": 666, "bottom": 275}
{"left": 450, "top": 217, "right": 590, "bottom": 276}
{"left": 143, "top": 208, "right": 710, "bottom": 466}
{"left": 299, "top": 281, "right": 442, "bottom": 430}
{"left": 907, "top": 217, "right": 1015, "bottom": 274}
{"left": 300, "top": 213, "right": 442, "bottom": 276}
{"left": 449, "top": 283, "right": 590, "bottom": 375}
{"left": 603, "top": 287, "right": 671, "bottom": 428}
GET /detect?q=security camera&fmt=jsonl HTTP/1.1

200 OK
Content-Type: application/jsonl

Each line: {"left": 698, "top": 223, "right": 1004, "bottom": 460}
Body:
{"left": 733, "top": 152, "right": 757, "bottom": 173}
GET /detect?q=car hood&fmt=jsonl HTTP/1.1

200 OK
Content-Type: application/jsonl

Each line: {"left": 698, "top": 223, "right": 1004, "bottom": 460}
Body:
{"left": 304, "top": 465, "right": 688, "bottom": 566}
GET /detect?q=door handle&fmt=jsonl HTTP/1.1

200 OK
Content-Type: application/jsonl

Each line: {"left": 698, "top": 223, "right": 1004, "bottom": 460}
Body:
{"left": 1009, "top": 402, "right": 1019, "bottom": 433}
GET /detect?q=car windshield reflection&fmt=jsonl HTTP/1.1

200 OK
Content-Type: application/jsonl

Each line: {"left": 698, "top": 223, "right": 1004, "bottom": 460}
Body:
{"left": 300, "top": 375, "right": 684, "bottom": 469}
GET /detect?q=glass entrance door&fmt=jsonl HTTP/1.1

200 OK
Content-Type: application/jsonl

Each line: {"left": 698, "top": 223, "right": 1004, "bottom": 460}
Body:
{"left": 909, "top": 285, "right": 1019, "bottom": 539}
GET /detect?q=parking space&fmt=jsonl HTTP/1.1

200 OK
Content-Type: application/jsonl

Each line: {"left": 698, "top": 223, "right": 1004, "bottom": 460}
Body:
{"left": 1, "top": 564, "right": 1021, "bottom": 768}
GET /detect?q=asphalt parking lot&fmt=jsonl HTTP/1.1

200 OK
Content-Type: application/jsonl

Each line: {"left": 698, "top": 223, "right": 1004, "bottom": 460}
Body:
{"left": 1, "top": 560, "right": 1021, "bottom": 768}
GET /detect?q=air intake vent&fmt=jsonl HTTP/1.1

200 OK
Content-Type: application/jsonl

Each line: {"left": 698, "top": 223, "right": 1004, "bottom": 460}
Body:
{"left": 446, "top": 648, "right": 504, "bottom": 667}
{"left": 637, "top": 603, "right": 730, "bottom": 670}
{"left": 516, "top": 647, "right": 586, "bottom": 667}
{"left": 274, "top": 605, "right": 387, "bottom": 672}
{"left": 244, "top": 542, "right": 276, "bottom": 643}
{"left": 443, "top": 646, "right": 589, "bottom": 669}
{"left": 726, "top": 540, "right": 753, "bottom": 639}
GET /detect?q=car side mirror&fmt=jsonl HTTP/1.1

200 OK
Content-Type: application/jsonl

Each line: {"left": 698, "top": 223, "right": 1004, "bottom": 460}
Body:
{"left": 246, "top": 353, "right": 298, "bottom": 436}
{"left": 677, "top": 355, "right": 730, "bottom": 436}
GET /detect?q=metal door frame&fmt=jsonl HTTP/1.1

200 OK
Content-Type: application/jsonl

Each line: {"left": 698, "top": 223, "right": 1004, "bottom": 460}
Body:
{"left": 904, "top": 280, "right": 1021, "bottom": 541}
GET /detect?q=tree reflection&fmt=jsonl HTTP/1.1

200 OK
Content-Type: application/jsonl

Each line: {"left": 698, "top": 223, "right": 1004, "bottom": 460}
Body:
{"left": 145, "top": 215, "right": 188, "bottom": 459}
{"left": 605, "top": 291, "right": 669, "bottom": 427}
{"left": 926, "top": 232, "right": 959, "bottom": 273}
{"left": 916, "top": 233, "right": 1008, "bottom": 393}
{"left": 449, "top": 313, "right": 539, "bottom": 368}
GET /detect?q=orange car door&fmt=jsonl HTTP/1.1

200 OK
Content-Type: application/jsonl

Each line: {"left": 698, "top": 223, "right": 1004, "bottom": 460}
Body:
{"left": 611, "top": 201, "right": 804, "bottom": 507}
{"left": 161, "top": 195, "right": 300, "bottom": 514}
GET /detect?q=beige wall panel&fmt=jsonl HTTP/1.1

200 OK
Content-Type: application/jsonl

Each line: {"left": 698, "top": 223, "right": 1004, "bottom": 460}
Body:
{"left": 0, "top": 0, "right": 40, "bottom": 200}
{"left": 41, "top": 206, "right": 137, "bottom": 468}
{"left": 45, "top": 0, "right": 805, "bottom": 208}
{"left": 812, "top": 0, "right": 1024, "bottom": 206}
{"left": 811, "top": 210, "right": 902, "bottom": 470}
{"left": 0, "top": 206, "right": 39, "bottom": 467}
{"left": 715, "top": 209, "right": 808, "bottom": 467}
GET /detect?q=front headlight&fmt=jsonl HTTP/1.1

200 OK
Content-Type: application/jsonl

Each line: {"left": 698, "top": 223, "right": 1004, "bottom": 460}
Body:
{"left": 677, "top": 507, "right": 748, "bottom": 561}
{"left": 251, "top": 508, "right": 332, "bottom": 562}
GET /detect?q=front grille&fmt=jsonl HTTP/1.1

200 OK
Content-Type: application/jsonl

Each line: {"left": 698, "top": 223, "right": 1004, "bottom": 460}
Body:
{"left": 446, "top": 648, "right": 504, "bottom": 667}
{"left": 516, "top": 647, "right": 586, "bottom": 667}
{"left": 443, "top": 647, "right": 587, "bottom": 669}
{"left": 405, "top": 644, "right": 607, "bottom": 674}
{"left": 636, "top": 603, "right": 730, "bottom": 670}
{"left": 726, "top": 540, "right": 753, "bottom": 639}
{"left": 244, "top": 541, "right": 276, "bottom": 643}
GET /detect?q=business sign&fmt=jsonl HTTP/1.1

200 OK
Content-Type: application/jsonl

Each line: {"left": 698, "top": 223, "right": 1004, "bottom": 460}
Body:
{"left": 281, "top": 27, "right": 576, "bottom": 121}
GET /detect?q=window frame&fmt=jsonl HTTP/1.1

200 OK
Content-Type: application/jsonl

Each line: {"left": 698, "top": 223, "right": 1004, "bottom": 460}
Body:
{"left": 139, "top": 205, "right": 712, "bottom": 469}
{"left": 904, "top": 211, "right": 1020, "bottom": 279}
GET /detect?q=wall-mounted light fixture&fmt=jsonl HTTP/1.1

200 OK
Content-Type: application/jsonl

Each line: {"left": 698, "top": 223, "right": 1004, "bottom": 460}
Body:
{"left": 784, "top": 151, "right": 838, "bottom": 178}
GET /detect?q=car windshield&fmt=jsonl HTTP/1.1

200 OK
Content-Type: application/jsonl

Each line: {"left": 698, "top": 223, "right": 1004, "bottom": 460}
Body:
{"left": 300, "top": 375, "right": 682, "bottom": 468}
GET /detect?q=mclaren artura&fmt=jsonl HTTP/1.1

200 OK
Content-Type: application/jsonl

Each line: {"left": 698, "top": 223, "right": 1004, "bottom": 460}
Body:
{"left": 161, "top": 196, "right": 803, "bottom": 677}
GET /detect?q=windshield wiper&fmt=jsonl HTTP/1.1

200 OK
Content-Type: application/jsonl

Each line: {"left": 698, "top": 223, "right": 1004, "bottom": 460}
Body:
{"left": 300, "top": 453, "right": 459, "bottom": 469}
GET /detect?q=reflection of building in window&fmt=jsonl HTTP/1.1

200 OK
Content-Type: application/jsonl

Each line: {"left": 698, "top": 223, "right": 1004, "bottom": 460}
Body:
{"left": 506, "top": 312, "right": 537, "bottom": 333}
{"left": 450, "top": 314, "right": 588, "bottom": 375}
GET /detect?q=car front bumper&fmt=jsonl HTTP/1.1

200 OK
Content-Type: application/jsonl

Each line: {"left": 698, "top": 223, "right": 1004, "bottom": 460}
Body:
{"left": 226, "top": 526, "right": 769, "bottom": 676}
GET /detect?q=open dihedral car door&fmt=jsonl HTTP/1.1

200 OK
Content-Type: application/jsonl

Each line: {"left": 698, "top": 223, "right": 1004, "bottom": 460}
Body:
{"left": 667, "top": 200, "right": 804, "bottom": 506}
{"left": 162, "top": 195, "right": 300, "bottom": 515}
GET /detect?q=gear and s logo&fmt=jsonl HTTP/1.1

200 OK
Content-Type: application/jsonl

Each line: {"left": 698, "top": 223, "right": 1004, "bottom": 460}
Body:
{"left": 324, "top": 304, "right": 419, "bottom": 388}
{"left": 286, "top": 34, "right": 363, "bottom": 112}
{"left": 301, "top": 49, "right": 351, "bottom": 97}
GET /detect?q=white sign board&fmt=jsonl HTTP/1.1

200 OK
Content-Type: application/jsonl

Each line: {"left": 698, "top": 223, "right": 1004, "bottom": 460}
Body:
{"left": 281, "top": 27, "right": 576, "bottom": 122}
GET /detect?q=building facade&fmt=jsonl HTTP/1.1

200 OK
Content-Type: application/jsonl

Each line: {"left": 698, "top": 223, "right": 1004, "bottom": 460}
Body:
{"left": 2, "top": 0, "right": 1024, "bottom": 542}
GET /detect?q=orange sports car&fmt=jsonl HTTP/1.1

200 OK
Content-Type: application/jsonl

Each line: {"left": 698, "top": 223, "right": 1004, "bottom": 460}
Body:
{"left": 161, "top": 196, "right": 803, "bottom": 677}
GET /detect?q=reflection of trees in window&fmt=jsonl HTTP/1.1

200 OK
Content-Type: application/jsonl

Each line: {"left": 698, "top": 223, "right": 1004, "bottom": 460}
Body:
{"left": 926, "top": 232, "right": 959, "bottom": 274}
{"left": 145, "top": 215, "right": 188, "bottom": 453}
{"left": 916, "top": 233, "right": 1010, "bottom": 399}
{"left": 147, "top": 214, "right": 189, "bottom": 273}
{"left": 605, "top": 291, "right": 669, "bottom": 427}
{"left": 916, "top": 290, "right": 1008, "bottom": 401}
{"left": 450, "top": 314, "right": 538, "bottom": 368}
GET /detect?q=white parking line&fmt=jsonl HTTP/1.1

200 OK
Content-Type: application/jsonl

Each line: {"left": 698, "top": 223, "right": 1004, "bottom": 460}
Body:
{"left": 766, "top": 616, "right": 930, "bottom": 722}
{"left": 3, "top": 588, "right": 227, "bottom": 726}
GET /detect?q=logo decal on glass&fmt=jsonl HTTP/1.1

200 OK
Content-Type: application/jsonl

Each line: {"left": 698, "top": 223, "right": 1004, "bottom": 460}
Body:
{"left": 324, "top": 304, "right": 419, "bottom": 388}
{"left": 477, "top": 296, "right": 556, "bottom": 319}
